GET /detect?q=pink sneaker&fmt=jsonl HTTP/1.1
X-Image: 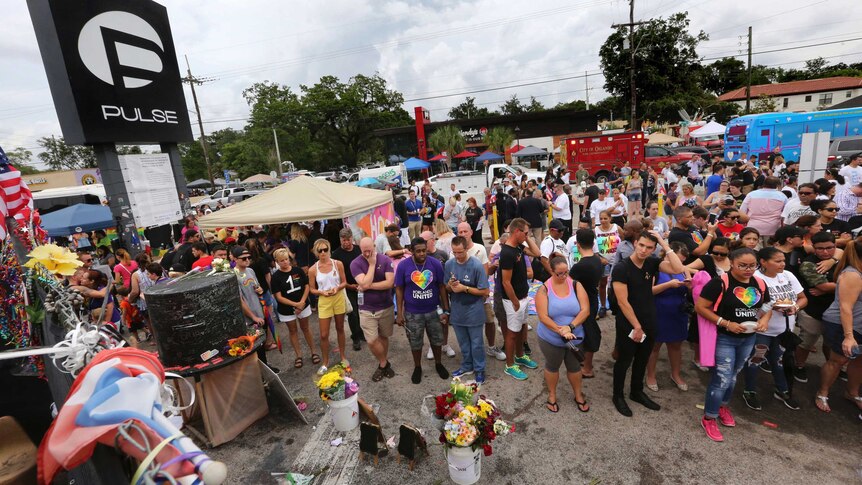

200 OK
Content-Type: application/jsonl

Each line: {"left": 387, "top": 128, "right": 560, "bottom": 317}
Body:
{"left": 701, "top": 417, "right": 724, "bottom": 442}
{"left": 718, "top": 406, "right": 736, "bottom": 427}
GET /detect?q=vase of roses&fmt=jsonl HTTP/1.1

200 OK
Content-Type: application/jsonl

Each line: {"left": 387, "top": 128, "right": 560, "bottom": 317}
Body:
{"left": 433, "top": 378, "right": 513, "bottom": 484}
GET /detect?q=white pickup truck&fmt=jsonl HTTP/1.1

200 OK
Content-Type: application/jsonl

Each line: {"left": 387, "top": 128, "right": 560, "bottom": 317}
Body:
{"left": 429, "top": 163, "right": 544, "bottom": 199}
{"left": 194, "top": 187, "right": 266, "bottom": 209}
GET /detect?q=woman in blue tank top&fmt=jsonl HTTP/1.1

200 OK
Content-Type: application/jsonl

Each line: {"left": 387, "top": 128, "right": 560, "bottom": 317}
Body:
{"left": 535, "top": 256, "right": 591, "bottom": 413}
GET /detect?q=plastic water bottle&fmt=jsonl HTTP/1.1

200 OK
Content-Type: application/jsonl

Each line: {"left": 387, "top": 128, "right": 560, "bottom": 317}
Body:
{"left": 357, "top": 291, "right": 364, "bottom": 306}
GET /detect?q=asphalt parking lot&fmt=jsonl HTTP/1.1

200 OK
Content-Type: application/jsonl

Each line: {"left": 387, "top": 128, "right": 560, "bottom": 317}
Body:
{"left": 205, "top": 310, "right": 862, "bottom": 485}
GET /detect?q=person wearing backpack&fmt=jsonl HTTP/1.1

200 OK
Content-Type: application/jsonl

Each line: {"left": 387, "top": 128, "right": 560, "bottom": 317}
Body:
{"left": 695, "top": 248, "right": 773, "bottom": 442}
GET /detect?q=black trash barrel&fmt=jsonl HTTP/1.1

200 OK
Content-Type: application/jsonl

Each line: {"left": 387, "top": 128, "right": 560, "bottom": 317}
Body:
{"left": 145, "top": 271, "right": 246, "bottom": 367}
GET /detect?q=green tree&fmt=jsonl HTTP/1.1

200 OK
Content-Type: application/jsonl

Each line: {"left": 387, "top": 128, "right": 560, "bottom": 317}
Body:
{"left": 428, "top": 125, "right": 465, "bottom": 166}
{"left": 592, "top": 96, "right": 625, "bottom": 125}
{"left": 526, "top": 96, "right": 545, "bottom": 112}
{"left": 751, "top": 94, "right": 778, "bottom": 114}
{"left": 4, "top": 147, "right": 40, "bottom": 174}
{"left": 299, "top": 74, "right": 412, "bottom": 167}
{"left": 599, "top": 12, "right": 708, "bottom": 124}
{"left": 553, "top": 99, "right": 588, "bottom": 111}
{"left": 36, "top": 136, "right": 96, "bottom": 170}
{"left": 500, "top": 95, "right": 527, "bottom": 116}
{"left": 448, "top": 97, "right": 495, "bottom": 120}
{"left": 116, "top": 145, "right": 143, "bottom": 155}
{"left": 703, "top": 57, "right": 746, "bottom": 96}
{"left": 483, "top": 126, "right": 515, "bottom": 155}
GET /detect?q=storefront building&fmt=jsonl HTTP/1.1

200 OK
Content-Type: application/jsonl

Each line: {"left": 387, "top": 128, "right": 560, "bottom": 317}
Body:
{"left": 374, "top": 108, "right": 600, "bottom": 164}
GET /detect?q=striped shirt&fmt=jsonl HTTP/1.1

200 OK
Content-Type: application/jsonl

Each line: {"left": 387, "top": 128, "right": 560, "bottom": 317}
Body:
{"left": 740, "top": 188, "right": 787, "bottom": 237}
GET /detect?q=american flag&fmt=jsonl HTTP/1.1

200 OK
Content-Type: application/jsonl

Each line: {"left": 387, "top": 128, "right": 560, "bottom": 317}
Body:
{"left": 0, "top": 145, "right": 34, "bottom": 239}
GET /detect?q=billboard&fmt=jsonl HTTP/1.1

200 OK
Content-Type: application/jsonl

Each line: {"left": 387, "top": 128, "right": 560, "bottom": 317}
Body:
{"left": 28, "top": 0, "right": 193, "bottom": 144}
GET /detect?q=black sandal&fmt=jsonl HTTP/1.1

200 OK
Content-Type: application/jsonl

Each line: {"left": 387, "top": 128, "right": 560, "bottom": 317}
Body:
{"left": 294, "top": 357, "right": 303, "bottom": 369}
{"left": 546, "top": 400, "right": 559, "bottom": 413}
{"left": 311, "top": 353, "right": 321, "bottom": 365}
{"left": 575, "top": 398, "right": 590, "bottom": 413}
{"left": 372, "top": 366, "right": 386, "bottom": 382}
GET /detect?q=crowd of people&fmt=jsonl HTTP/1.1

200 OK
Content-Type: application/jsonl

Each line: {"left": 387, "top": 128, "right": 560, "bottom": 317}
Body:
{"left": 61, "top": 150, "right": 862, "bottom": 442}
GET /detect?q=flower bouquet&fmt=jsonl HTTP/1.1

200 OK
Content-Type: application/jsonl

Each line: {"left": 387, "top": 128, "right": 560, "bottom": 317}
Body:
{"left": 315, "top": 363, "right": 358, "bottom": 402}
{"left": 434, "top": 378, "right": 512, "bottom": 456}
{"left": 226, "top": 334, "right": 257, "bottom": 357}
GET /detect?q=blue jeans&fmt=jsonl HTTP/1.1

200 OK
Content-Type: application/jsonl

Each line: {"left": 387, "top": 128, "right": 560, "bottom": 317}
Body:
{"left": 704, "top": 333, "right": 756, "bottom": 418}
{"left": 744, "top": 334, "right": 789, "bottom": 394}
{"left": 452, "top": 324, "right": 486, "bottom": 373}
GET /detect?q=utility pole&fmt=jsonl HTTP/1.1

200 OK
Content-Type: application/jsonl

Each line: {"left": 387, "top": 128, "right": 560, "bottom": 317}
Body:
{"left": 272, "top": 125, "right": 282, "bottom": 176}
{"left": 585, "top": 71, "right": 590, "bottom": 110}
{"left": 745, "top": 26, "right": 753, "bottom": 114}
{"left": 182, "top": 55, "right": 215, "bottom": 188}
{"left": 611, "top": 1, "right": 646, "bottom": 132}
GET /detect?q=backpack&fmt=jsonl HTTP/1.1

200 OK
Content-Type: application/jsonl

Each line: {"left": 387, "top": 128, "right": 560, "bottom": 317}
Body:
{"left": 710, "top": 273, "right": 767, "bottom": 312}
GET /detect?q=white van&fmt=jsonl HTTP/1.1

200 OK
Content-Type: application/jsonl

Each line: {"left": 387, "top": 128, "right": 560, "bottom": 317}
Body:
{"left": 357, "top": 164, "right": 408, "bottom": 187}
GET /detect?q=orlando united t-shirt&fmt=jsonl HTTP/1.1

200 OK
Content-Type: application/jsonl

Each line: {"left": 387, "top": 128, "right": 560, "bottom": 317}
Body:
{"left": 700, "top": 274, "right": 771, "bottom": 338}
{"left": 394, "top": 256, "right": 445, "bottom": 314}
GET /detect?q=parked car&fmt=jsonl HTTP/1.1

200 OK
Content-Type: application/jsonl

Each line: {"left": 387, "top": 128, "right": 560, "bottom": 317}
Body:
{"left": 670, "top": 145, "right": 712, "bottom": 158}
{"left": 827, "top": 135, "right": 862, "bottom": 166}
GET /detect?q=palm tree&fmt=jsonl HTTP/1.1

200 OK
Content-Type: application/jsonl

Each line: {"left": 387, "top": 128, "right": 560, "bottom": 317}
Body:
{"left": 484, "top": 127, "right": 515, "bottom": 165}
{"left": 428, "top": 125, "right": 465, "bottom": 172}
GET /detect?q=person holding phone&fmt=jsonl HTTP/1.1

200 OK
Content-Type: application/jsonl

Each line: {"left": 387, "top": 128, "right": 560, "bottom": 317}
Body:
{"left": 445, "top": 237, "right": 491, "bottom": 384}
{"left": 695, "top": 248, "right": 772, "bottom": 442}
{"left": 610, "top": 230, "right": 684, "bottom": 416}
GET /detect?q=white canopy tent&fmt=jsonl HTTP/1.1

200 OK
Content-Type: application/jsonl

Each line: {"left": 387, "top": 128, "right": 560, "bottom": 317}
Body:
{"left": 688, "top": 121, "right": 726, "bottom": 138}
{"left": 197, "top": 176, "right": 392, "bottom": 228}
{"left": 646, "top": 132, "right": 684, "bottom": 145}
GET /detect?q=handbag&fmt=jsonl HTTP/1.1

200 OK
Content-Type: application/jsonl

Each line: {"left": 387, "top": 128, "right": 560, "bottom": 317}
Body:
{"left": 343, "top": 289, "right": 353, "bottom": 313}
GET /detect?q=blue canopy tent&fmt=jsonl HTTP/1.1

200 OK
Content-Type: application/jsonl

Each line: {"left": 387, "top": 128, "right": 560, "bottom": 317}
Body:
{"left": 475, "top": 151, "right": 504, "bottom": 162}
{"left": 403, "top": 157, "right": 430, "bottom": 171}
{"left": 40, "top": 203, "right": 114, "bottom": 237}
{"left": 356, "top": 177, "right": 382, "bottom": 187}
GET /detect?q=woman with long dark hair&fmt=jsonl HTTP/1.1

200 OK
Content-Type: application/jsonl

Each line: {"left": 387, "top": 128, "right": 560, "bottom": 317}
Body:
{"left": 815, "top": 238, "right": 862, "bottom": 418}
{"left": 695, "top": 248, "right": 772, "bottom": 442}
{"left": 813, "top": 199, "right": 852, "bottom": 249}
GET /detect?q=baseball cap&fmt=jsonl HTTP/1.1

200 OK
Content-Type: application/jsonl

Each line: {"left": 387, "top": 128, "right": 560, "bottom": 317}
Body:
{"left": 774, "top": 226, "right": 806, "bottom": 242}
{"left": 549, "top": 219, "right": 565, "bottom": 232}
{"left": 231, "top": 246, "right": 251, "bottom": 259}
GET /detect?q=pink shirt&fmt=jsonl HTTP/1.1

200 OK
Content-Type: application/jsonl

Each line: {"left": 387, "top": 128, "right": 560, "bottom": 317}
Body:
{"left": 740, "top": 189, "right": 787, "bottom": 237}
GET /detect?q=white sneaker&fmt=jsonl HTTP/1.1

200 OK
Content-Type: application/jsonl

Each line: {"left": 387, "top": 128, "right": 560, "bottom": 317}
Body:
{"left": 527, "top": 324, "right": 533, "bottom": 331}
{"left": 486, "top": 346, "right": 506, "bottom": 361}
{"left": 442, "top": 344, "right": 456, "bottom": 357}
{"left": 426, "top": 347, "right": 434, "bottom": 360}
{"left": 317, "top": 365, "right": 328, "bottom": 376}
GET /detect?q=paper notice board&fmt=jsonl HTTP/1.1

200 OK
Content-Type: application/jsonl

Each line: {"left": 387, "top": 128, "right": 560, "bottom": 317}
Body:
{"left": 118, "top": 153, "right": 183, "bottom": 228}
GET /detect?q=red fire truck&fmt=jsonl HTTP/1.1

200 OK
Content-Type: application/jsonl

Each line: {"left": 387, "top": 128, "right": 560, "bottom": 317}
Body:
{"left": 563, "top": 131, "right": 695, "bottom": 182}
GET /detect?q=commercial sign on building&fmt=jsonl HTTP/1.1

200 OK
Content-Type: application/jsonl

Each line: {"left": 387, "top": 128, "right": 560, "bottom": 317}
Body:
{"left": 460, "top": 127, "right": 488, "bottom": 142}
{"left": 27, "top": 0, "right": 193, "bottom": 144}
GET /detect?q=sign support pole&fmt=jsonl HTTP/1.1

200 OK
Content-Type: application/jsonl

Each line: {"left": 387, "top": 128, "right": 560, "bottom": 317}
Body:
{"left": 161, "top": 142, "right": 191, "bottom": 215}
{"left": 94, "top": 143, "right": 142, "bottom": 256}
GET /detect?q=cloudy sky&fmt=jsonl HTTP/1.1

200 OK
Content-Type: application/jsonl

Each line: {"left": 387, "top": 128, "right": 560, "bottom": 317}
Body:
{"left": 2, "top": 0, "right": 861, "bottom": 167}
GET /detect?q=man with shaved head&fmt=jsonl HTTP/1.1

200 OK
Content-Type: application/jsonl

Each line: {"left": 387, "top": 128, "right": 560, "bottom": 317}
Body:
{"left": 350, "top": 237, "right": 396, "bottom": 382}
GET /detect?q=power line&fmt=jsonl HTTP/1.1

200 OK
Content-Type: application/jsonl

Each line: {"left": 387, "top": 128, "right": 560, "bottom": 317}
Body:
{"left": 702, "top": 36, "right": 862, "bottom": 61}
{"left": 405, "top": 71, "right": 603, "bottom": 102}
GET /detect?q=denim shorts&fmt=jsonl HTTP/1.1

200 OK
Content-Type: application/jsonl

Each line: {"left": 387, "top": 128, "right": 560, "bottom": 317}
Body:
{"left": 823, "top": 321, "right": 861, "bottom": 357}
{"left": 404, "top": 311, "right": 444, "bottom": 350}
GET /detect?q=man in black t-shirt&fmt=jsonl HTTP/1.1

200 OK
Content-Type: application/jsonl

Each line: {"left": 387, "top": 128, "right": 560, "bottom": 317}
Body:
{"left": 497, "top": 218, "right": 541, "bottom": 381}
{"left": 610, "top": 230, "right": 684, "bottom": 417}
{"left": 569, "top": 228, "right": 603, "bottom": 378}
{"left": 668, "top": 206, "right": 715, "bottom": 265}
{"left": 332, "top": 228, "right": 364, "bottom": 350}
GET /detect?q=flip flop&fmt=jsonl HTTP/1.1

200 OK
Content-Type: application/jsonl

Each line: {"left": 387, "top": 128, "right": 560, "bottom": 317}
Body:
{"left": 311, "top": 353, "right": 321, "bottom": 365}
{"left": 844, "top": 393, "right": 862, "bottom": 410}
{"left": 581, "top": 372, "right": 595, "bottom": 379}
{"left": 294, "top": 357, "right": 303, "bottom": 369}
{"left": 545, "top": 400, "right": 559, "bottom": 413}
{"left": 575, "top": 398, "right": 590, "bottom": 413}
{"left": 815, "top": 395, "right": 831, "bottom": 413}
{"left": 265, "top": 342, "right": 278, "bottom": 351}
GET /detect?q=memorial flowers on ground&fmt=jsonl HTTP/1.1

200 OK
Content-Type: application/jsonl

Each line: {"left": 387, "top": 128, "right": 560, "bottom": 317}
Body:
{"left": 433, "top": 378, "right": 513, "bottom": 456}
{"left": 315, "top": 363, "right": 358, "bottom": 401}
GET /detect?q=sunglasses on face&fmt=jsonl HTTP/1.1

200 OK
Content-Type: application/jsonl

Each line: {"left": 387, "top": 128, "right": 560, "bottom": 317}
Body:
{"left": 814, "top": 246, "right": 836, "bottom": 251}
{"left": 822, "top": 208, "right": 838, "bottom": 212}
{"left": 712, "top": 251, "right": 729, "bottom": 257}
{"left": 318, "top": 248, "right": 329, "bottom": 254}
{"left": 237, "top": 256, "right": 251, "bottom": 261}
{"left": 554, "top": 271, "right": 568, "bottom": 277}
{"left": 725, "top": 215, "right": 739, "bottom": 220}
{"left": 798, "top": 191, "right": 814, "bottom": 195}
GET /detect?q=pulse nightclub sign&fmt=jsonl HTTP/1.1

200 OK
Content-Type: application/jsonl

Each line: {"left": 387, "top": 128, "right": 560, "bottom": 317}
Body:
{"left": 27, "top": 0, "right": 192, "bottom": 144}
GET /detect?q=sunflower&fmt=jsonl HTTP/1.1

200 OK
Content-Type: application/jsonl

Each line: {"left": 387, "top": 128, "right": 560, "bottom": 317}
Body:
{"left": 24, "top": 244, "right": 83, "bottom": 276}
